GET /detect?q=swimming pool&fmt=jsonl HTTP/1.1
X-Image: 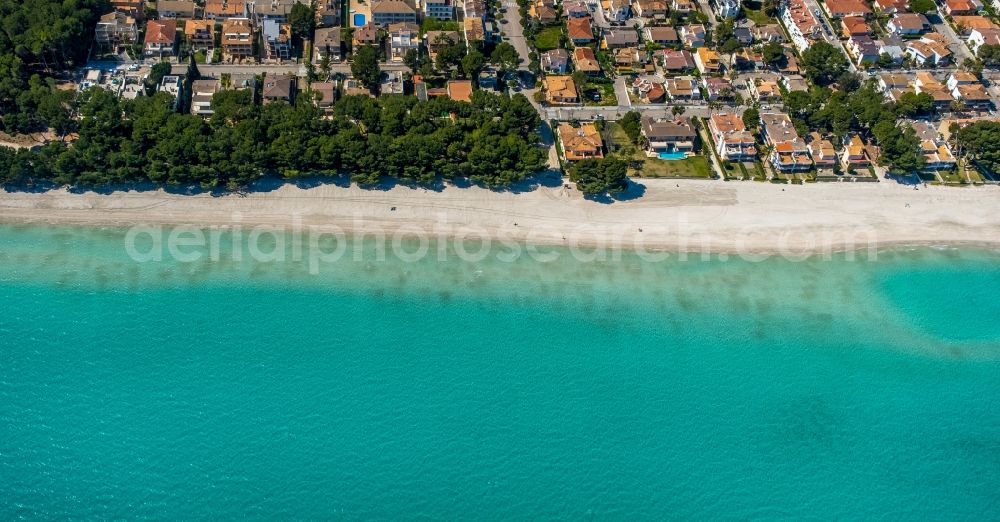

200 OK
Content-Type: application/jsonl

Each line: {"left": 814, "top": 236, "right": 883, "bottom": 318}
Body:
{"left": 353, "top": 13, "right": 366, "bottom": 26}
{"left": 658, "top": 151, "right": 687, "bottom": 160}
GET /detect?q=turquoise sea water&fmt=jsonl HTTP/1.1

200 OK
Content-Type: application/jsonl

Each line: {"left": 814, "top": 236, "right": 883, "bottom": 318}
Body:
{"left": 1, "top": 225, "right": 1000, "bottom": 520}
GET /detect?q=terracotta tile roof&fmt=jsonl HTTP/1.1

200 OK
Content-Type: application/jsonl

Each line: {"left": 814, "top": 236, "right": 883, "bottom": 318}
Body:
{"left": 145, "top": 19, "right": 177, "bottom": 45}
{"left": 573, "top": 46, "right": 601, "bottom": 72}
{"left": 558, "top": 123, "right": 604, "bottom": 160}
{"left": 567, "top": 16, "right": 594, "bottom": 41}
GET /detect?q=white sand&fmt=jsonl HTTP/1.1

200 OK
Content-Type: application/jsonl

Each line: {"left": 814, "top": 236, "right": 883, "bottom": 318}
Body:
{"left": 2, "top": 179, "right": 999, "bottom": 254}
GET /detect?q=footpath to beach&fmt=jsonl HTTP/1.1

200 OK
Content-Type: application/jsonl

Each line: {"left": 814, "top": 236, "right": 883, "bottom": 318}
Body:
{"left": 1, "top": 179, "right": 999, "bottom": 254}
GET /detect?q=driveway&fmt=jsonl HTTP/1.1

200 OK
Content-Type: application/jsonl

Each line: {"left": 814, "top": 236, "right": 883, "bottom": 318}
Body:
{"left": 614, "top": 77, "right": 632, "bottom": 107}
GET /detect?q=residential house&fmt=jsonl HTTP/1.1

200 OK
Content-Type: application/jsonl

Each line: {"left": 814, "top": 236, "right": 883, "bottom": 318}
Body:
{"left": 781, "top": 53, "right": 802, "bottom": 74}
{"left": 262, "top": 20, "right": 292, "bottom": 60}
{"left": 873, "top": 0, "right": 908, "bottom": 13}
{"left": 447, "top": 80, "right": 474, "bottom": 102}
{"left": 254, "top": 0, "right": 302, "bottom": 23}
{"left": 694, "top": 47, "right": 721, "bottom": 74}
{"left": 463, "top": 17, "right": 485, "bottom": 43}
{"left": 840, "top": 135, "right": 870, "bottom": 170}
{"left": 734, "top": 48, "right": 764, "bottom": 70}
{"left": 159, "top": 75, "right": 183, "bottom": 109}
{"left": 823, "top": 0, "right": 872, "bottom": 18}
{"left": 424, "top": 0, "right": 455, "bottom": 19}
{"left": 702, "top": 76, "right": 732, "bottom": 100}
{"left": 878, "top": 72, "right": 912, "bottom": 100}
{"left": 426, "top": 31, "right": 460, "bottom": 62}
{"left": 904, "top": 33, "right": 953, "bottom": 65}
{"left": 807, "top": 133, "right": 837, "bottom": 168}
{"left": 371, "top": 0, "right": 418, "bottom": 25}
{"left": 558, "top": 123, "right": 604, "bottom": 161}
{"left": 953, "top": 82, "right": 991, "bottom": 107}
{"left": 532, "top": 0, "right": 559, "bottom": 23}
{"left": 95, "top": 12, "right": 138, "bottom": 53}
{"left": 914, "top": 71, "right": 953, "bottom": 108}
{"left": 631, "top": 77, "right": 666, "bottom": 102}
{"left": 848, "top": 35, "right": 880, "bottom": 65}
{"left": 541, "top": 48, "right": 571, "bottom": 73}
{"left": 748, "top": 78, "right": 781, "bottom": 102}
{"left": 544, "top": 75, "right": 580, "bottom": 105}
{"left": 947, "top": 70, "right": 979, "bottom": 91}
{"left": 463, "top": 0, "right": 488, "bottom": 19}
{"left": 681, "top": 24, "right": 706, "bottom": 48}
{"left": 309, "top": 81, "right": 338, "bottom": 111}
{"left": 938, "top": 117, "right": 999, "bottom": 139}
{"left": 389, "top": 22, "right": 420, "bottom": 63}
{"left": 225, "top": 72, "right": 259, "bottom": 92}
{"left": 734, "top": 26, "right": 753, "bottom": 45}
{"left": 613, "top": 47, "right": 643, "bottom": 73}
{"left": 262, "top": 74, "right": 295, "bottom": 103}
{"left": 841, "top": 16, "right": 871, "bottom": 37}
{"left": 344, "top": 78, "right": 373, "bottom": 96}
{"left": 947, "top": 71, "right": 991, "bottom": 107}
{"left": 573, "top": 46, "right": 602, "bottom": 74}
{"left": 781, "top": 0, "right": 822, "bottom": 52}
{"left": 222, "top": 18, "right": 255, "bottom": 59}
{"left": 715, "top": 0, "right": 741, "bottom": 19}
{"left": 602, "top": 29, "right": 639, "bottom": 48}
{"left": 645, "top": 26, "right": 679, "bottom": 45}
{"left": 761, "top": 112, "right": 812, "bottom": 172}
{"left": 144, "top": 19, "right": 178, "bottom": 57}
{"left": 968, "top": 27, "right": 1000, "bottom": 52}
{"left": 641, "top": 117, "right": 696, "bottom": 153}
{"left": 656, "top": 49, "right": 695, "bottom": 72}
{"left": 190, "top": 79, "right": 220, "bottom": 116}
{"left": 353, "top": 23, "right": 380, "bottom": 47}
{"left": 911, "top": 122, "right": 957, "bottom": 170}
{"left": 313, "top": 27, "right": 343, "bottom": 63}
{"left": 887, "top": 13, "right": 929, "bottom": 35}
{"left": 605, "top": 0, "right": 632, "bottom": 22}
{"left": 158, "top": 0, "right": 197, "bottom": 17}
{"left": 633, "top": 0, "right": 668, "bottom": 17}
{"left": 672, "top": 0, "right": 695, "bottom": 13}
{"left": 754, "top": 24, "right": 786, "bottom": 43}
{"left": 185, "top": 20, "right": 215, "bottom": 51}
{"left": 951, "top": 15, "right": 998, "bottom": 35}
{"left": 317, "top": 0, "right": 341, "bottom": 26}
{"left": 920, "top": 138, "right": 957, "bottom": 170}
{"left": 112, "top": 0, "right": 145, "bottom": 19}
{"left": 943, "top": 0, "right": 982, "bottom": 15}
{"left": 878, "top": 41, "right": 905, "bottom": 63}
{"left": 781, "top": 74, "right": 809, "bottom": 92}
{"left": 380, "top": 70, "right": 405, "bottom": 94}
{"left": 664, "top": 76, "right": 700, "bottom": 100}
{"left": 708, "top": 112, "right": 756, "bottom": 161}
{"left": 567, "top": 17, "right": 595, "bottom": 44}
{"left": 564, "top": 0, "right": 591, "bottom": 16}
{"left": 205, "top": 0, "right": 247, "bottom": 20}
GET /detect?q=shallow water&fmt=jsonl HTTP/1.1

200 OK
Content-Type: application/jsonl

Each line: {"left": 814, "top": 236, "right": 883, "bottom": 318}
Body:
{"left": 1, "top": 225, "right": 999, "bottom": 519}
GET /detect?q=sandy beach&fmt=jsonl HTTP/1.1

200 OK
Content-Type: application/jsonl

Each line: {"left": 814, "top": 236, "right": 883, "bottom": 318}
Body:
{"left": 2, "top": 179, "right": 1000, "bottom": 254}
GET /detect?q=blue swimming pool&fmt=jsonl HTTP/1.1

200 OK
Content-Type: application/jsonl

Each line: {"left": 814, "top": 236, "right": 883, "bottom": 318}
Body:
{"left": 353, "top": 13, "right": 366, "bottom": 26}
{"left": 658, "top": 151, "right": 687, "bottom": 160}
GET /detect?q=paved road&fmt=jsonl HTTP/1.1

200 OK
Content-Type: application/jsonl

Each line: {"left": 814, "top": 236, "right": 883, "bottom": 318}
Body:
{"left": 499, "top": 0, "right": 532, "bottom": 71}
{"left": 797, "top": 0, "right": 858, "bottom": 73}
{"left": 168, "top": 62, "right": 411, "bottom": 76}
{"left": 540, "top": 104, "right": 746, "bottom": 120}
{"left": 614, "top": 77, "right": 632, "bottom": 107}
{"left": 695, "top": 0, "right": 719, "bottom": 27}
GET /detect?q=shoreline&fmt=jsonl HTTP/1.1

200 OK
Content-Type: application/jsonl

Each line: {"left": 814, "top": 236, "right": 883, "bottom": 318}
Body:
{"left": 2, "top": 179, "right": 1000, "bottom": 255}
